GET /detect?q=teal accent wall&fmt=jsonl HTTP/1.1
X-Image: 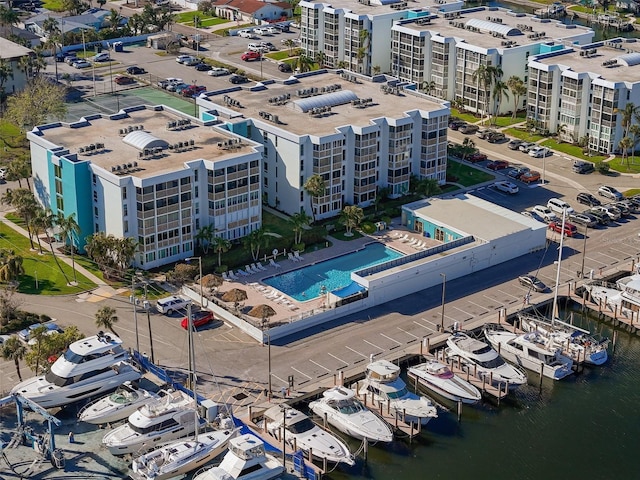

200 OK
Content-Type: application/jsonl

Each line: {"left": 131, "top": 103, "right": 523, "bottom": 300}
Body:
{"left": 226, "top": 121, "right": 248, "bottom": 137}
{"left": 406, "top": 212, "right": 463, "bottom": 242}
{"left": 59, "top": 157, "right": 92, "bottom": 252}
{"left": 539, "top": 43, "right": 565, "bottom": 54}
{"left": 202, "top": 112, "right": 216, "bottom": 122}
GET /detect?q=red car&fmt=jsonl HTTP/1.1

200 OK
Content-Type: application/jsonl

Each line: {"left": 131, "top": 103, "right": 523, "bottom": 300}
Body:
{"left": 521, "top": 171, "right": 541, "bottom": 184}
{"left": 114, "top": 75, "right": 135, "bottom": 85}
{"left": 181, "top": 85, "right": 207, "bottom": 97}
{"left": 487, "top": 160, "right": 510, "bottom": 170}
{"left": 548, "top": 221, "right": 578, "bottom": 237}
{"left": 467, "top": 152, "right": 488, "bottom": 163}
{"left": 181, "top": 310, "right": 214, "bottom": 330}
{"left": 241, "top": 51, "right": 261, "bottom": 61}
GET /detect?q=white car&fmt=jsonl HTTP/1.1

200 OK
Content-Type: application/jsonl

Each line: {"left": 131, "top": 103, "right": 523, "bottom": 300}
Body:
{"left": 494, "top": 181, "right": 519, "bottom": 194}
{"left": 529, "top": 146, "right": 551, "bottom": 158}
{"left": 176, "top": 55, "right": 193, "bottom": 64}
{"left": 207, "top": 67, "right": 230, "bottom": 76}
{"left": 93, "top": 52, "right": 110, "bottom": 62}
{"left": 532, "top": 205, "right": 557, "bottom": 222}
{"left": 265, "top": 26, "right": 278, "bottom": 34}
{"left": 156, "top": 295, "right": 191, "bottom": 315}
{"left": 597, "top": 185, "right": 623, "bottom": 200}
{"left": 253, "top": 27, "right": 266, "bottom": 35}
{"left": 238, "top": 29, "right": 254, "bottom": 38}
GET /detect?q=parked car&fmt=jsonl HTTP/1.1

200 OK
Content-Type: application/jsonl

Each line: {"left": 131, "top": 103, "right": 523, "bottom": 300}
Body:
{"left": 507, "top": 139, "right": 524, "bottom": 150}
{"left": 229, "top": 74, "right": 248, "bottom": 84}
{"left": 166, "top": 82, "right": 188, "bottom": 92}
{"left": 183, "top": 56, "right": 200, "bottom": 66}
{"left": 588, "top": 207, "right": 611, "bottom": 225}
{"left": 260, "top": 41, "right": 277, "bottom": 51}
{"left": 181, "top": 85, "right": 207, "bottom": 97}
{"left": 518, "top": 275, "right": 547, "bottom": 292}
{"left": 241, "top": 51, "right": 262, "bottom": 61}
{"left": 494, "top": 181, "right": 519, "bottom": 194}
{"left": 114, "top": 75, "right": 135, "bottom": 85}
{"left": 64, "top": 55, "right": 79, "bottom": 65}
{"left": 181, "top": 310, "right": 215, "bottom": 330}
{"left": 467, "top": 152, "right": 488, "bottom": 163}
{"left": 520, "top": 171, "right": 541, "bottom": 184}
{"left": 194, "top": 62, "right": 212, "bottom": 71}
{"left": 0, "top": 167, "right": 7, "bottom": 180}
{"left": 208, "top": 67, "right": 230, "bottom": 76}
{"left": 576, "top": 192, "right": 601, "bottom": 207}
{"left": 569, "top": 212, "right": 598, "bottom": 228}
{"left": 507, "top": 166, "right": 529, "bottom": 179}
{"left": 572, "top": 160, "right": 595, "bottom": 174}
{"left": 459, "top": 124, "right": 479, "bottom": 134}
{"left": 93, "top": 52, "right": 110, "bottom": 62}
{"left": 253, "top": 27, "right": 266, "bottom": 35}
{"left": 176, "top": 54, "right": 193, "bottom": 64}
{"left": 238, "top": 29, "right": 254, "bottom": 38}
{"left": 158, "top": 77, "right": 183, "bottom": 89}
{"left": 548, "top": 221, "right": 578, "bottom": 237}
{"left": 278, "top": 63, "right": 292, "bottom": 72}
{"left": 74, "top": 60, "right": 92, "bottom": 69}
{"left": 487, "top": 132, "right": 506, "bottom": 143}
{"left": 449, "top": 120, "right": 467, "bottom": 130}
{"left": 613, "top": 201, "right": 631, "bottom": 216}
{"left": 547, "top": 198, "right": 574, "bottom": 215}
{"left": 126, "top": 66, "right": 146, "bottom": 75}
{"left": 156, "top": 296, "right": 191, "bottom": 315}
{"left": 273, "top": 24, "right": 289, "bottom": 32}
{"left": 593, "top": 205, "right": 621, "bottom": 221}
{"left": 265, "top": 26, "right": 278, "bottom": 34}
{"left": 618, "top": 199, "right": 639, "bottom": 213}
{"left": 521, "top": 211, "right": 545, "bottom": 223}
{"left": 598, "top": 185, "right": 623, "bottom": 200}
{"left": 476, "top": 128, "right": 496, "bottom": 139}
{"left": 532, "top": 205, "right": 556, "bottom": 221}
{"left": 518, "top": 142, "right": 537, "bottom": 153}
{"left": 486, "top": 160, "right": 509, "bottom": 170}
{"left": 529, "top": 146, "right": 551, "bottom": 158}
{"left": 18, "top": 322, "right": 63, "bottom": 343}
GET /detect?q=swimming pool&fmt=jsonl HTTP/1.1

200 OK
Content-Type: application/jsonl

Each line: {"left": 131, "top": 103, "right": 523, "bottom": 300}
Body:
{"left": 263, "top": 243, "right": 403, "bottom": 301}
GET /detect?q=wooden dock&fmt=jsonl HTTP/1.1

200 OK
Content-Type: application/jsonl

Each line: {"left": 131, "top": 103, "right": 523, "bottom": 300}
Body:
{"left": 576, "top": 285, "right": 640, "bottom": 335}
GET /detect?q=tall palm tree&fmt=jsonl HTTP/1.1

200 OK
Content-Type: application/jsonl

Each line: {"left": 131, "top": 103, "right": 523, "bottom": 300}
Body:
{"left": 6, "top": 155, "right": 31, "bottom": 190}
{"left": 472, "top": 64, "right": 492, "bottom": 124}
{"left": 95, "top": 306, "right": 119, "bottom": 336}
{"left": 491, "top": 80, "right": 509, "bottom": 123}
{"left": 507, "top": 75, "right": 526, "bottom": 119}
{"left": 56, "top": 212, "right": 80, "bottom": 284}
{"left": 295, "top": 54, "right": 313, "bottom": 73}
{"left": 303, "top": 174, "right": 326, "bottom": 223}
{"left": 0, "top": 249, "right": 24, "bottom": 283}
{"left": 289, "top": 211, "right": 312, "bottom": 245}
{"left": 339, "top": 205, "right": 364, "bottom": 236}
{"left": 114, "top": 237, "right": 137, "bottom": 276}
{"left": 0, "top": 59, "right": 14, "bottom": 99}
{"left": 1, "top": 188, "right": 38, "bottom": 250}
{"left": 28, "top": 213, "right": 44, "bottom": 254}
{"left": 422, "top": 80, "right": 436, "bottom": 96}
{"left": 195, "top": 225, "right": 214, "bottom": 254}
{"left": 0, "top": 6, "right": 19, "bottom": 37}
{"left": 243, "top": 227, "right": 269, "bottom": 261}
{"left": 283, "top": 39, "right": 295, "bottom": 56}
{"left": 43, "top": 17, "right": 61, "bottom": 80}
{"left": 315, "top": 51, "right": 326, "bottom": 68}
{"left": 1, "top": 335, "right": 26, "bottom": 381}
{"left": 629, "top": 124, "right": 640, "bottom": 164}
{"left": 617, "top": 102, "right": 638, "bottom": 138}
{"left": 618, "top": 136, "right": 634, "bottom": 170}
{"left": 210, "top": 235, "right": 231, "bottom": 267}
{"left": 460, "top": 137, "right": 476, "bottom": 160}
{"left": 416, "top": 178, "right": 441, "bottom": 198}
{"left": 356, "top": 28, "right": 369, "bottom": 74}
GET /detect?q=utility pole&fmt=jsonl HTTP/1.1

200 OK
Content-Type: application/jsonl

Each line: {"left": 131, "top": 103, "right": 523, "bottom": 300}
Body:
{"left": 143, "top": 282, "right": 155, "bottom": 363}
{"left": 131, "top": 276, "right": 139, "bottom": 353}
{"left": 440, "top": 273, "right": 446, "bottom": 332}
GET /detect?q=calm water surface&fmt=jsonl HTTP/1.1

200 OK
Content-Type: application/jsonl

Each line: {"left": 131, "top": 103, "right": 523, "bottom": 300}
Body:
{"left": 327, "top": 310, "right": 639, "bottom": 479}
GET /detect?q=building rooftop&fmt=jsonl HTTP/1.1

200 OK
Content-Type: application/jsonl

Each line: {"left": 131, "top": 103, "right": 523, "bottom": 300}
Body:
{"left": 0, "top": 37, "right": 33, "bottom": 60}
{"left": 300, "top": 0, "right": 463, "bottom": 16}
{"left": 535, "top": 39, "right": 640, "bottom": 83}
{"left": 394, "top": 6, "right": 593, "bottom": 49}
{"left": 199, "top": 72, "right": 448, "bottom": 136}
{"left": 30, "top": 106, "right": 254, "bottom": 178}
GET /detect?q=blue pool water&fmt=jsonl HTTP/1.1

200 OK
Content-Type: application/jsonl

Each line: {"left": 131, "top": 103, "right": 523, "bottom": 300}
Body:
{"left": 263, "top": 243, "right": 403, "bottom": 301}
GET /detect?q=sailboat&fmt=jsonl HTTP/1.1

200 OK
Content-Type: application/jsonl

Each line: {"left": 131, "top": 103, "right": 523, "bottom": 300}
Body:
{"left": 130, "top": 304, "right": 237, "bottom": 480}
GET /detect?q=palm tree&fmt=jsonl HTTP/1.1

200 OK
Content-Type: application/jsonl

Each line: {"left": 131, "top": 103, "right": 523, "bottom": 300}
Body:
{"left": 460, "top": 137, "right": 476, "bottom": 160}
{"left": 507, "top": 75, "right": 526, "bottom": 119}
{"left": 472, "top": 64, "right": 492, "bottom": 124}
{"left": 339, "top": 205, "right": 364, "bottom": 236}
{"left": 491, "top": 80, "right": 509, "bottom": 124}
{"left": 107, "top": 8, "right": 123, "bottom": 34}
{"left": 616, "top": 102, "right": 638, "bottom": 138}
{"left": 289, "top": 211, "right": 312, "bottom": 245}
{"left": 0, "top": 249, "right": 24, "bottom": 283}
{"left": 356, "top": 29, "right": 369, "bottom": 74}
{"left": 0, "top": 6, "right": 19, "bottom": 37}
{"left": 114, "top": 237, "right": 137, "bottom": 276}
{"left": 1, "top": 188, "right": 37, "bottom": 250}
{"left": 95, "top": 306, "right": 119, "bottom": 336}
{"left": 618, "top": 135, "right": 634, "bottom": 170}
{"left": 422, "top": 80, "right": 436, "bottom": 95}
{"left": 43, "top": 17, "right": 61, "bottom": 80}
{"left": 315, "top": 51, "right": 326, "bottom": 68}
{"left": 195, "top": 225, "right": 214, "bottom": 254}
{"left": 303, "top": 174, "right": 326, "bottom": 223}
{"left": 283, "top": 39, "right": 295, "bottom": 55}
{"left": 28, "top": 214, "right": 44, "bottom": 254}
{"left": 295, "top": 54, "right": 313, "bottom": 73}
{"left": 56, "top": 212, "right": 80, "bottom": 284}
{"left": 6, "top": 155, "right": 31, "bottom": 190}
{"left": 629, "top": 124, "right": 640, "bottom": 164}
{"left": 1, "top": 335, "right": 26, "bottom": 381}
{"left": 210, "top": 235, "right": 231, "bottom": 267}
{"left": 35, "top": 207, "right": 70, "bottom": 283}
{"left": 416, "top": 178, "right": 441, "bottom": 198}
{"left": 243, "top": 227, "right": 269, "bottom": 261}
{"left": 0, "top": 59, "right": 14, "bottom": 100}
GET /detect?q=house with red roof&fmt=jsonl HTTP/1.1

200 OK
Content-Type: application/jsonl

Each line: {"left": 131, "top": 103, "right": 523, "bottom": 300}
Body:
{"left": 213, "top": 0, "right": 292, "bottom": 24}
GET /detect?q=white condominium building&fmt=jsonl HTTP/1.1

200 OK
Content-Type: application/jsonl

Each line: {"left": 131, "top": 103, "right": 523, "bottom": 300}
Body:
{"left": 28, "top": 106, "right": 263, "bottom": 269}
{"left": 299, "top": 0, "right": 463, "bottom": 75}
{"left": 528, "top": 38, "right": 640, "bottom": 154}
{"left": 389, "top": 6, "right": 593, "bottom": 116}
{"left": 197, "top": 71, "right": 450, "bottom": 221}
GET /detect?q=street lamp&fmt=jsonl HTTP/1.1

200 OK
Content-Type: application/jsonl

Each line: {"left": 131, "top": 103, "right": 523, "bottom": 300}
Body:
{"left": 186, "top": 256, "right": 203, "bottom": 306}
{"left": 440, "top": 273, "right": 446, "bottom": 332}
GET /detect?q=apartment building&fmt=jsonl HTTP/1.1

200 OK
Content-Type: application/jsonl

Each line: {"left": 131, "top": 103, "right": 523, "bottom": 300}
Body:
{"left": 298, "top": 0, "right": 463, "bottom": 75}
{"left": 197, "top": 71, "right": 449, "bottom": 221}
{"left": 528, "top": 38, "right": 640, "bottom": 154}
{"left": 27, "top": 106, "right": 263, "bottom": 269}
{"left": 390, "top": 6, "right": 594, "bottom": 116}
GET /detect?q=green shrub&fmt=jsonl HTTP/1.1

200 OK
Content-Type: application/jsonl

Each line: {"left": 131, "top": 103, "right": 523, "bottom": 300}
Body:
{"left": 292, "top": 242, "right": 306, "bottom": 252}
{"left": 361, "top": 221, "right": 376, "bottom": 234}
{"left": 381, "top": 215, "right": 392, "bottom": 226}
{"left": 596, "top": 161, "right": 610, "bottom": 174}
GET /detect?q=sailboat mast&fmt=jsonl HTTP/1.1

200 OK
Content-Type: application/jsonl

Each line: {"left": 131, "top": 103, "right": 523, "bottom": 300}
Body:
{"left": 187, "top": 302, "right": 199, "bottom": 438}
{"left": 552, "top": 208, "right": 567, "bottom": 320}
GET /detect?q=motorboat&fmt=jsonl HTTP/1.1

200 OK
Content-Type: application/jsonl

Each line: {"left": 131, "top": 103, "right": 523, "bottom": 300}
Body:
{"left": 130, "top": 428, "right": 237, "bottom": 480}
{"left": 78, "top": 382, "right": 161, "bottom": 425}
{"left": 309, "top": 386, "right": 393, "bottom": 443}
{"left": 445, "top": 331, "right": 527, "bottom": 390}
{"left": 588, "top": 272, "right": 640, "bottom": 319}
{"left": 102, "top": 389, "right": 199, "bottom": 455}
{"left": 259, "top": 405, "right": 354, "bottom": 466}
{"left": 191, "top": 434, "right": 284, "bottom": 480}
{"left": 352, "top": 359, "right": 437, "bottom": 426}
{"left": 407, "top": 357, "right": 482, "bottom": 405}
{"left": 10, "top": 331, "right": 141, "bottom": 409}
{"left": 483, "top": 324, "right": 574, "bottom": 381}
{"left": 519, "top": 314, "right": 608, "bottom": 366}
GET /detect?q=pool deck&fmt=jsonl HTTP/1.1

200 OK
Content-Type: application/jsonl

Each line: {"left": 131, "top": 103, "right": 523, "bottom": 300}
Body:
{"left": 212, "top": 224, "right": 442, "bottom": 326}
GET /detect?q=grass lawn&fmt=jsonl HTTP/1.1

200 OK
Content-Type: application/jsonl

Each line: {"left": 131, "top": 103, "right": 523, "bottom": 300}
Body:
{"left": 540, "top": 139, "right": 607, "bottom": 162}
{"left": 447, "top": 159, "right": 495, "bottom": 186}
{"left": 503, "top": 127, "right": 546, "bottom": 143}
{"left": 184, "top": 18, "right": 227, "bottom": 28}
{"left": 266, "top": 51, "right": 292, "bottom": 61}
{"left": 42, "top": 0, "right": 65, "bottom": 11}
{"left": 175, "top": 11, "right": 213, "bottom": 23}
{"left": 214, "top": 24, "right": 253, "bottom": 36}
{"left": 450, "top": 108, "right": 480, "bottom": 123}
{"left": 332, "top": 230, "right": 363, "bottom": 241}
{"left": 492, "top": 112, "right": 527, "bottom": 128}
{"left": 0, "top": 221, "right": 95, "bottom": 294}
{"left": 0, "top": 121, "right": 28, "bottom": 164}
{"left": 624, "top": 188, "right": 640, "bottom": 197}
{"left": 605, "top": 156, "right": 640, "bottom": 174}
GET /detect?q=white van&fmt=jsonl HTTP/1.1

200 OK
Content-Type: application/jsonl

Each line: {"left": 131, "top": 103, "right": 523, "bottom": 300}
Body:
{"left": 238, "top": 30, "right": 254, "bottom": 38}
{"left": 247, "top": 43, "right": 267, "bottom": 52}
{"left": 547, "top": 198, "right": 575, "bottom": 215}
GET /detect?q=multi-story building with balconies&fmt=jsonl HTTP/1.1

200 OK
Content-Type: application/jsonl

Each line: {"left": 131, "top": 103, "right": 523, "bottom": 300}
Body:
{"left": 197, "top": 71, "right": 449, "bottom": 220}
{"left": 527, "top": 38, "right": 640, "bottom": 154}
{"left": 27, "top": 106, "right": 263, "bottom": 269}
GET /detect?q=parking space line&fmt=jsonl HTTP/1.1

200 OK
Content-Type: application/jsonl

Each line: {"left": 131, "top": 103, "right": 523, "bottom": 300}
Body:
{"left": 363, "top": 339, "right": 384, "bottom": 352}
{"left": 327, "top": 352, "right": 350, "bottom": 367}
{"left": 380, "top": 333, "right": 402, "bottom": 346}
{"left": 290, "top": 366, "right": 312, "bottom": 380}
{"left": 397, "top": 327, "right": 419, "bottom": 339}
{"left": 272, "top": 373, "right": 288, "bottom": 385}
{"left": 345, "top": 345, "right": 369, "bottom": 358}
{"left": 413, "top": 320, "right": 435, "bottom": 333}
{"left": 451, "top": 305, "right": 474, "bottom": 317}
{"left": 467, "top": 300, "right": 489, "bottom": 312}
{"left": 309, "top": 359, "right": 332, "bottom": 373}
{"left": 420, "top": 318, "right": 439, "bottom": 329}
{"left": 497, "top": 289, "right": 520, "bottom": 300}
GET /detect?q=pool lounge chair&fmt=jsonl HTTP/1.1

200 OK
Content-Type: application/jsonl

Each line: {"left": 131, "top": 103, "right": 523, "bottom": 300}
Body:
{"left": 288, "top": 253, "right": 298, "bottom": 262}
{"left": 265, "top": 289, "right": 279, "bottom": 299}
{"left": 245, "top": 266, "right": 255, "bottom": 275}
{"left": 250, "top": 263, "right": 260, "bottom": 273}
{"left": 269, "top": 259, "right": 281, "bottom": 269}
{"left": 256, "top": 262, "right": 267, "bottom": 271}
{"left": 408, "top": 238, "right": 418, "bottom": 246}
{"left": 237, "top": 269, "right": 249, "bottom": 277}
{"left": 222, "top": 272, "right": 229, "bottom": 281}
{"left": 401, "top": 234, "right": 411, "bottom": 242}
{"left": 294, "top": 251, "right": 304, "bottom": 261}
{"left": 228, "top": 271, "right": 239, "bottom": 280}
{"left": 413, "top": 241, "right": 424, "bottom": 250}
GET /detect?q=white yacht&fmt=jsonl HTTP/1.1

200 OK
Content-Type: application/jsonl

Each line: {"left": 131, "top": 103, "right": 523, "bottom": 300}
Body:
{"left": 408, "top": 357, "right": 482, "bottom": 405}
{"left": 102, "top": 389, "right": 198, "bottom": 455}
{"left": 191, "top": 434, "right": 284, "bottom": 480}
{"left": 260, "top": 405, "right": 354, "bottom": 466}
{"left": 445, "top": 331, "right": 528, "bottom": 390}
{"left": 10, "top": 331, "right": 141, "bottom": 409}
{"left": 483, "top": 325, "right": 574, "bottom": 381}
{"left": 588, "top": 273, "right": 640, "bottom": 319}
{"left": 352, "top": 360, "right": 437, "bottom": 426}
{"left": 78, "top": 382, "right": 161, "bottom": 425}
{"left": 130, "top": 428, "right": 237, "bottom": 480}
{"left": 309, "top": 386, "right": 393, "bottom": 443}
{"left": 519, "top": 314, "right": 608, "bottom": 366}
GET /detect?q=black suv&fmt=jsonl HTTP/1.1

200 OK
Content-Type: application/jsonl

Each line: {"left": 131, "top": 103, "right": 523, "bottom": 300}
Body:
{"left": 576, "top": 192, "right": 601, "bottom": 207}
{"left": 229, "top": 74, "right": 248, "bottom": 84}
{"left": 278, "top": 63, "right": 292, "bottom": 72}
{"left": 126, "top": 66, "right": 146, "bottom": 75}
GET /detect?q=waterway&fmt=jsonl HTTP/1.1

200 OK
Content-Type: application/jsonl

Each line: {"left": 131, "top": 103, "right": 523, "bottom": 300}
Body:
{"left": 327, "top": 307, "right": 639, "bottom": 479}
